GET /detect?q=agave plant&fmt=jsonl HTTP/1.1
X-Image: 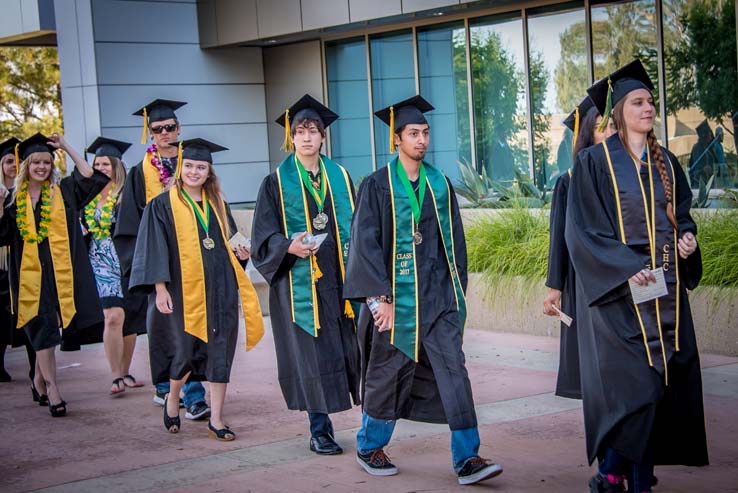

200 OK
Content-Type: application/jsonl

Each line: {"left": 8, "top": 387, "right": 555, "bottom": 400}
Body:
{"left": 454, "top": 158, "right": 494, "bottom": 207}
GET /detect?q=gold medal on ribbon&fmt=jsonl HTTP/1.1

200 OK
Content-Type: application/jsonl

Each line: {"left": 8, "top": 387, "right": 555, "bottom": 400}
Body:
{"left": 312, "top": 211, "right": 328, "bottom": 230}
{"left": 202, "top": 237, "right": 215, "bottom": 250}
{"left": 413, "top": 229, "right": 423, "bottom": 245}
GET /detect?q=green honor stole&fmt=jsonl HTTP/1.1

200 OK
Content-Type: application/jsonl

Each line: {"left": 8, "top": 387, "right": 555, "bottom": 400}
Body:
{"left": 387, "top": 157, "right": 467, "bottom": 361}
{"left": 276, "top": 153, "right": 359, "bottom": 336}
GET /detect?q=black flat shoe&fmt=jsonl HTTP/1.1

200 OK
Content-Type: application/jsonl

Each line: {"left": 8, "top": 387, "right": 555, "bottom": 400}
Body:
{"left": 49, "top": 400, "right": 67, "bottom": 417}
{"left": 207, "top": 421, "right": 235, "bottom": 441}
{"left": 163, "top": 396, "right": 180, "bottom": 433}
{"left": 309, "top": 434, "right": 343, "bottom": 455}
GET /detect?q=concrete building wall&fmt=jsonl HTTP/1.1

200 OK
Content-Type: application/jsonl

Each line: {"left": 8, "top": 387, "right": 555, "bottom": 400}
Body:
{"left": 0, "top": 0, "right": 55, "bottom": 41}
{"left": 55, "top": 0, "right": 270, "bottom": 203}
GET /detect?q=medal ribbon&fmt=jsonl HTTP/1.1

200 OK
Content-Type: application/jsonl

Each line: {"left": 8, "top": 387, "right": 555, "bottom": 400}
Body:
{"left": 295, "top": 155, "right": 327, "bottom": 213}
{"left": 396, "top": 159, "right": 427, "bottom": 229}
{"left": 181, "top": 189, "right": 210, "bottom": 236}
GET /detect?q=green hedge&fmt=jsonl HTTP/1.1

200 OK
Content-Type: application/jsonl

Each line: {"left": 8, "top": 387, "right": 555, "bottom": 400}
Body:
{"left": 466, "top": 208, "right": 738, "bottom": 289}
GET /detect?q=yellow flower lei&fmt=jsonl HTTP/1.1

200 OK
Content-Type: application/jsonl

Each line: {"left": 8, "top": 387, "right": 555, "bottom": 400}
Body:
{"left": 16, "top": 181, "right": 52, "bottom": 244}
{"left": 84, "top": 191, "right": 117, "bottom": 241}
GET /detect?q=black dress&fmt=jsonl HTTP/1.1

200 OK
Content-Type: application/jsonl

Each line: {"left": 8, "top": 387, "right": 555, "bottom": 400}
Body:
{"left": 250, "top": 172, "right": 360, "bottom": 414}
{"left": 129, "top": 192, "right": 243, "bottom": 384}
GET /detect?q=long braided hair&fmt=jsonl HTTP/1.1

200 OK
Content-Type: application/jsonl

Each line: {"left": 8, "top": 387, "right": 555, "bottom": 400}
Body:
{"left": 611, "top": 98, "right": 678, "bottom": 230}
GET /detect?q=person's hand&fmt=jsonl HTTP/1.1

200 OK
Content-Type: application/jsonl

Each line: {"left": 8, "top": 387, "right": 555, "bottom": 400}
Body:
{"left": 235, "top": 245, "right": 250, "bottom": 260}
{"left": 543, "top": 288, "right": 561, "bottom": 316}
{"left": 678, "top": 232, "right": 697, "bottom": 259}
{"left": 47, "top": 133, "right": 68, "bottom": 152}
{"left": 630, "top": 268, "right": 657, "bottom": 286}
{"left": 374, "top": 302, "right": 394, "bottom": 332}
{"left": 288, "top": 232, "right": 314, "bottom": 259}
{"left": 155, "top": 285, "right": 173, "bottom": 314}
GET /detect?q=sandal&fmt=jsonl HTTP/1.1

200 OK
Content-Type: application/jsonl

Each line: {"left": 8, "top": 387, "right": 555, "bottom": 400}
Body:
{"left": 32, "top": 383, "right": 48, "bottom": 406}
{"left": 49, "top": 400, "right": 67, "bottom": 417}
{"left": 163, "top": 396, "right": 180, "bottom": 433}
{"left": 110, "top": 378, "right": 126, "bottom": 395}
{"left": 208, "top": 420, "right": 236, "bottom": 441}
{"left": 122, "top": 374, "right": 144, "bottom": 388}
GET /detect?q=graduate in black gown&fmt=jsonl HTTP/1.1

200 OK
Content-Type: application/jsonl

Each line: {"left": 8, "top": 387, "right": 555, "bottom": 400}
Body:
{"left": 251, "top": 95, "right": 360, "bottom": 455}
{"left": 114, "top": 99, "right": 210, "bottom": 415}
{"left": 0, "top": 137, "right": 36, "bottom": 384}
{"left": 129, "top": 138, "right": 264, "bottom": 440}
{"left": 0, "top": 133, "right": 108, "bottom": 417}
{"left": 343, "top": 96, "right": 502, "bottom": 486}
{"left": 543, "top": 96, "right": 612, "bottom": 400}
{"left": 565, "top": 61, "right": 708, "bottom": 493}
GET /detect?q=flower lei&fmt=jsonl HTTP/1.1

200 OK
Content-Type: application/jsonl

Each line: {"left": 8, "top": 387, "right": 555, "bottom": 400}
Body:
{"left": 16, "top": 181, "right": 52, "bottom": 244}
{"left": 147, "top": 143, "right": 173, "bottom": 185}
{"left": 84, "top": 191, "right": 118, "bottom": 241}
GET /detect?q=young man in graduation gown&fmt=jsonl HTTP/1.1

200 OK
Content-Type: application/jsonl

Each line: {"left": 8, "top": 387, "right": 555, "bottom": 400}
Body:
{"left": 343, "top": 96, "right": 502, "bottom": 485}
{"left": 251, "top": 95, "right": 360, "bottom": 455}
{"left": 114, "top": 99, "right": 210, "bottom": 420}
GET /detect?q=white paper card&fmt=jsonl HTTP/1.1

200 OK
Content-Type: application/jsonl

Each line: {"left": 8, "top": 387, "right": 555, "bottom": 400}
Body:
{"left": 552, "top": 305, "right": 573, "bottom": 327}
{"left": 229, "top": 231, "right": 250, "bottom": 250}
{"left": 309, "top": 233, "right": 328, "bottom": 249}
{"left": 628, "top": 267, "right": 668, "bottom": 304}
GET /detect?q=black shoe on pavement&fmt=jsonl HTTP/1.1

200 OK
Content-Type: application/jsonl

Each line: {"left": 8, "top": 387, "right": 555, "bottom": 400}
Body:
{"left": 153, "top": 390, "right": 184, "bottom": 408}
{"left": 310, "top": 435, "right": 343, "bottom": 455}
{"left": 457, "top": 457, "right": 503, "bottom": 485}
{"left": 185, "top": 401, "right": 211, "bottom": 420}
{"left": 356, "top": 449, "right": 398, "bottom": 476}
{"left": 590, "top": 473, "right": 626, "bottom": 493}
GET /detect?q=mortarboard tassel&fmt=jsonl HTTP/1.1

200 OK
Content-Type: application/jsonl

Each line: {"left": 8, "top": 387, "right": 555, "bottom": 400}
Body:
{"left": 344, "top": 300, "right": 355, "bottom": 319}
{"left": 389, "top": 106, "right": 395, "bottom": 154}
{"left": 597, "top": 79, "right": 613, "bottom": 133}
{"left": 55, "top": 149, "right": 67, "bottom": 175}
{"left": 14, "top": 143, "right": 20, "bottom": 175}
{"left": 282, "top": 109, "right": 293, "bottom": 152}
{"left": 140, "top": 107, "right": 148, "bottom": 145}
{"left": 175, "top": 141, "right": 184, "bottom": 180}
{"left": 311, "top": 255, "right": 323, "bottom": 280}
{"left": 572, "top": 106, "right": 580, "bottom": 154}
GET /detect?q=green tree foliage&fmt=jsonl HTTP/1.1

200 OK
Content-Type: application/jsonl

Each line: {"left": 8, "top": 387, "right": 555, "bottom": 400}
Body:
{"left": 0, "top": 47, "right": 62, "bottom": 138}
{"left": 529, "top": 51, "right": 551, "bottom": 189}
{"left": 554, "top": 22, "right": 589, "bottom": 113}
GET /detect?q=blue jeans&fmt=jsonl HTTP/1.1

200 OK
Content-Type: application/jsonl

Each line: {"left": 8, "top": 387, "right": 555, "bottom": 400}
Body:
{"left": 356, "top": 411, "right": 480, "bottom": 474}
{"left": 599, "top": 447, "right": 655, "bottom": 492}
{"left": 156, "top": 381, "right": 206, "bottom": 408}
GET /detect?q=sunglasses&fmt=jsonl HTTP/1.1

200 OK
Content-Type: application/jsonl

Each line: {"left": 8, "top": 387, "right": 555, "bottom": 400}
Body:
{"left": 150, "top": 123, "right": 178, "bottom": 134}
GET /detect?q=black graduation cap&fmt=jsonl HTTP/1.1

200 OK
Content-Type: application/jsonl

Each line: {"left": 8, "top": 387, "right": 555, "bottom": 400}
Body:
{"left": 275, "top": 94, "right": 338, "bottom": 153}
{"left": 18, "top": 133, "right": 56, "bottom": 161}
{"left": 0, "top": 137, "right": 20, "bottom": 159}
{"left": 133, "top": 99, "right": 187, "bottom": 144}
{"left": 587, "top": 60, "right": 654, "bottom": 132}
{"left": 562, "top": 96, "right": 596, "bottom": 132}
{"left": 172, "top": 138, "right": 228, "bottom": 179}
{"left": 374, "top": 95, "right": 434, "bottom": 153}
{"left": 86, "top": 136, "right": 132, "bottom": 159}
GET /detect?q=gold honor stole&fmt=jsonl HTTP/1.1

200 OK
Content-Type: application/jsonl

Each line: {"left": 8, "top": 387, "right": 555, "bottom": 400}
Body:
{"left": 169, "top": 188, "right": 264, "bottom": 349}
{"left": 15, "top": 186, "right": 76, "bottom": 328}
{"left": 387, "top": 158, "right": 466, "bottom": 361}
{"left": 276, "top": 154, "right": 358, "bottom": 337}
{"left": 143, "top": 152, "right": 165, "bottom": 204}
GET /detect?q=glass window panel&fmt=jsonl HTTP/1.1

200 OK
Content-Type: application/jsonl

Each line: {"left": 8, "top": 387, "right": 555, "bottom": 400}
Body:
{"left": 370, "top": 30, "right": 416, "bottom": 168}
{"left": 417, "top": 22, "right": 471, "bottom": 181}
{"left": 470, "top": 14, "right": 530, "bottom": 184}
{"left": 662, "top": 0, "right": 737, "bottom": 190}
{"left": 527, "top": 6, "right": 587, "bottom": 189}
{"left": 325, "top": 37, "right": 373, "bottom": 180}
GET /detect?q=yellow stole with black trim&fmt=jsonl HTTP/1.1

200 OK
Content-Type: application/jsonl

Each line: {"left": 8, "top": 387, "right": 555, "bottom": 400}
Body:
{"left": 15, "top": 185, "right": 76, "bottom": 328}
{"left": 168, "top": 187, "right": 264, "bottom": 350}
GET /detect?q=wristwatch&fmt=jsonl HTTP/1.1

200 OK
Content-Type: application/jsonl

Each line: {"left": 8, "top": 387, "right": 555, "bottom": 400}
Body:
{"left": 377, "top": 295, "right": 393, "bottom": 304}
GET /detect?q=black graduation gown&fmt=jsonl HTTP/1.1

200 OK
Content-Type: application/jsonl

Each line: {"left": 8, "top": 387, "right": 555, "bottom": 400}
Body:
{"left": 250, "top": 172, "right": 360, "bottom": 415}
{"left": 0, "top": 169, "right": 108, "bottom": 351}
{"left": 565, "top": 137, "right": 708, "bottom": 467}
{"left": 113, "top": 162, "right": 151, "bottom": 335}
{"left": 343, "top": 167, "right": 476, "bottom": 431}
{"left": 128, "top": 192, "right": 242, "bottom": 384}
{"left": 1, "top": 248, "right": 28, "bottom": 348}
{"left": 546, "top": 172, "right": 581, "bottom": 399}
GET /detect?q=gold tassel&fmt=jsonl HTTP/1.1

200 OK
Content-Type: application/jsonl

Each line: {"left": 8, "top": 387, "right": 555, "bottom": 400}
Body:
{"left": 55, "top": 149, "right": 67, "bottom": 175}
{"left": 311, "top": 255, "right": 323, "bottom": 280}
{"left": 140, "top": 107, "right": 148, "bottom": 145}
{"left": 572, "top": 107, "right": 580, "bottom": 153}
{"left": 14, "top": 143, "right": 20, "bottom": 175}
{"left": 344, "top": 300, "right": 355, "bottom": 319}
{"left": 282, "top": 109, "right": 293, "bottom": 152}
{"left": 175, "top": 141, "right": 184, "bottom": 180}
{"left": 597, "top": 79, "right": 613, "bottom": 133}
{"left": 389, "top": 106, "right": 395, "bottom": 154}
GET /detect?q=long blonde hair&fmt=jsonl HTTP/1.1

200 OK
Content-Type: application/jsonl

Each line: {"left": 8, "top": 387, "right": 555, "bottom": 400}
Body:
{"left": 174, "top": 162, "right": 231, "bottom": 239}
{"left": 11, "top": 152, "right": 61, "bottom": 204}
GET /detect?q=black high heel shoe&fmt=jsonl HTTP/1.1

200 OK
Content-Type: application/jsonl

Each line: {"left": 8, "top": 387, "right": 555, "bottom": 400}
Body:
{"left": 163, "top": 395, "right": 180, "bottom": 433}
{"left": 31, "top": 384, "right": 48, "bottom": 406}
{"left": 49, "top": 400, "right": 67, "bottom": 417}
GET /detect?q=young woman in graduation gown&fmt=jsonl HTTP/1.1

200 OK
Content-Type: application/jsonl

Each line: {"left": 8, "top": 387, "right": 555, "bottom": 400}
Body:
{"left": 565, "top": 61, "right": 708, "bottom": 493}
{"left": 0, "top": 137, "right": 36, "bottom": 384}
{"left": 129, "top": 139, "right": 263, "bottom": 440}
{"left": 543, "top": 98, "right": 612, "bottom": 400}
{"left": 0, "top": 133, "right": 109, "bottom": 417}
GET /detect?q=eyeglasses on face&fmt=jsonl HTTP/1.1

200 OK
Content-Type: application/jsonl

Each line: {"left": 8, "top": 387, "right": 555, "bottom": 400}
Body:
{"left": 150, "top": 123, "right": 178, "bottom": 134}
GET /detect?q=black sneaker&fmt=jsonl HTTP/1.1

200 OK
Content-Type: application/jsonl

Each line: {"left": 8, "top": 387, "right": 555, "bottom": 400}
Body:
{"left": 457, "top": 457, "right": 503, "bottom": 485}
{"left": 185, "top": 401, "right": 211, "bottom": 420}
{"left": 590, "top": 473, "right": 626, "bottom": 493}
{"left": 356, "top": 449, "right": 398, "bottom": 476}
{"left": 153, "top": 391, "right": 185, "bottom": 408}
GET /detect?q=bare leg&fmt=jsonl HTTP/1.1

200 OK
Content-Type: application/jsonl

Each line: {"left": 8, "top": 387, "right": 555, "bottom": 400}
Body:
{"left": 166, "top": 371, "right": 191, "bottom": 431}
{"left": 36, "top": 347, "right": 61, "bottom": 404}
{"left": 209, "top": 382, "right": 227, "bottom": 429}
{"left": 102, "top": 307, "right": 125, "bottom": 393}
{"left": 121, "top": 334, "right": 143, "bottom": 387}
{"left": 26, "top": 343, "right": 36, "bottom": 381}
{"left": 33, "top": 358, "right": 46, "bottom": 395}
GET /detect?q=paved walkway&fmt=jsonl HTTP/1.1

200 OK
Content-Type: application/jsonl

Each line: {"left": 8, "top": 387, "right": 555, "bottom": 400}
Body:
{"left": 1, "top": 320, "right": 736, "bottom": 492}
